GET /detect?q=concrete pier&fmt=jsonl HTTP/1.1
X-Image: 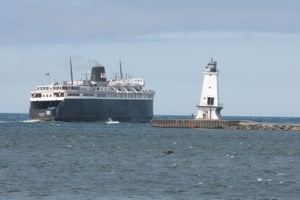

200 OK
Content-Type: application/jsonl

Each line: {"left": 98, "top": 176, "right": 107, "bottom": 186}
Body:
{"left": 151, "top": 119, "right": 240, "bottom": 129}
{"left": 151, "top": 119, "right": 300, "bottom": 131}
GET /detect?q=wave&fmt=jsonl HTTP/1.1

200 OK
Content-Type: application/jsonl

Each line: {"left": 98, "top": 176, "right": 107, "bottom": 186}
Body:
{"left": 22, "top": 119, "right": 42, "bottom": 123}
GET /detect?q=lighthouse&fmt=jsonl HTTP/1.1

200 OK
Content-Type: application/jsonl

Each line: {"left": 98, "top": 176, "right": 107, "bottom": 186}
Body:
{"left": 196, "top": 58, "right": 223, "bottom": 120}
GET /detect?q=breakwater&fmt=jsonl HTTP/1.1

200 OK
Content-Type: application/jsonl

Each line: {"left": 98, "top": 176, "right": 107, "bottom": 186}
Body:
{"left": 151, "top": 119, "right": 240, "bottom": 129}
{"left": 151, "top": 119, "right": 300, "bottom": 131}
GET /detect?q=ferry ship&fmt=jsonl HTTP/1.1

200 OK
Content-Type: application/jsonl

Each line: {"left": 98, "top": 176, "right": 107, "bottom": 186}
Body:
{"left": 29, "top": 60, "right": 155, "bottom": 122}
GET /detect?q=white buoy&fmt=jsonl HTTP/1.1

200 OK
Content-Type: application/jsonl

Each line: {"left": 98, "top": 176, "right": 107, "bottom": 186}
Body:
{"left": 196, "top": 58, "right": 223, "bottom": 120}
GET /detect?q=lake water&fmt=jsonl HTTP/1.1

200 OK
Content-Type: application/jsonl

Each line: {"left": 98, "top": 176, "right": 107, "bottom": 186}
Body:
{"left": 0, "top": 113, "right": 299, "bottom": 199}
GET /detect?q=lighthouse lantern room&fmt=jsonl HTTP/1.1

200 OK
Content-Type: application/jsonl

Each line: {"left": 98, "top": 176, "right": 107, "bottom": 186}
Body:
{"left": 196, "top": 58, "right": 223, "bottom": 120}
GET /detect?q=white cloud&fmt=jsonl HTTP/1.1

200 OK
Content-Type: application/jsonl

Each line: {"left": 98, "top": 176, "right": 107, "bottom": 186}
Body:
{"left": 1, "top": 0, "right": 300, "bottom": 44}
{"left": 137, "top": 30, "right": 300, "bottom": 41}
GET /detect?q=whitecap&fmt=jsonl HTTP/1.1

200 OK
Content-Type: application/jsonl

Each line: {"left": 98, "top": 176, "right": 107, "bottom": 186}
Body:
{"left": 22, "top": 119, "right": 41, "bottom": 123}
{"left": 172, "top": 161, "right": 182, "bottom": 167}
{"left": 226, "top": 154, "right": 235, "bottom": 158}
{"left": 0, "top": 121, "right": 13, "bottom": 123}
{"left": 257, "top": 178, "right": 263, "bottom": 182}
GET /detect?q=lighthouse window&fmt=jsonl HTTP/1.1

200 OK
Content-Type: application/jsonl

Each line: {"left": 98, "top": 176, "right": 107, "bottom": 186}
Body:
{"left": 207, "top": 97, "right": 214, "bottom": 105}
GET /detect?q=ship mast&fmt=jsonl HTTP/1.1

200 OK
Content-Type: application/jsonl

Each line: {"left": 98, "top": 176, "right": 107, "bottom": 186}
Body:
{"left": 118, "top": 60, "right": 124, "bottom": 79}
{"left": 69, "top": 56, "right": 74, "bottom": 85}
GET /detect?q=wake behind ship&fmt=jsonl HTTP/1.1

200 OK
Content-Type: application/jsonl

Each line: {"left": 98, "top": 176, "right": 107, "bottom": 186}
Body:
{"left": 29, "top": 61, "right": 155, "bottom": 122}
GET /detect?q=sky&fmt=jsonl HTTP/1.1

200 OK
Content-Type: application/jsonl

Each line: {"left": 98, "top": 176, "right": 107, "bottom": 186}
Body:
{"left": 1, "top": 0, "right": 300, "bottom": 117}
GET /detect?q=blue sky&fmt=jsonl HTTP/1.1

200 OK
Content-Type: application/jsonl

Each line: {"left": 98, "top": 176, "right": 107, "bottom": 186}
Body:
{"left": 1, "top": 0, "right": 300, "bottom": 116}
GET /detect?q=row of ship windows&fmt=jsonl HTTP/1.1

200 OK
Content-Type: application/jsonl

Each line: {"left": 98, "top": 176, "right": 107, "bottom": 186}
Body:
{"left": 31, "top": 93, "right": 153, "bottom": 98}
{"left": 37, "top": 86, "right": 112, "bottom": 91}
{"left": 67, "top": 93, "right": 154, "bottom": 98}
{"left": 38, "top": 86, "right": 79, "bottom": 90}
{"left": 31, "top": 93, "right": 64, "bottom": 98}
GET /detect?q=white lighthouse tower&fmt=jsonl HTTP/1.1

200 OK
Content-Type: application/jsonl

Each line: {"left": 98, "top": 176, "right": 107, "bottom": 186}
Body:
{"left": 196, "top": 58, "right": 223, "bottom": 120}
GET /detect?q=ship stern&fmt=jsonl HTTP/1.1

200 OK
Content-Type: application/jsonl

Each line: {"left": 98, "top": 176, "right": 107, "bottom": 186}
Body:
{"left": 29, "top": 108, "right": 57, "bottom": 121}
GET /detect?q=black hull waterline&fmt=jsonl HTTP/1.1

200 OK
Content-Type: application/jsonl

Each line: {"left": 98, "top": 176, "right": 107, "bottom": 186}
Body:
{"left": 29, "top": 99, "right": 154, "bottom": 123}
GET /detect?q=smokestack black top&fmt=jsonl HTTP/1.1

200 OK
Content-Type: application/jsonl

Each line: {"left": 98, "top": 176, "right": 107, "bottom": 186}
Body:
{"left": 90, "top": 66, "right": 107, "bottom": 82}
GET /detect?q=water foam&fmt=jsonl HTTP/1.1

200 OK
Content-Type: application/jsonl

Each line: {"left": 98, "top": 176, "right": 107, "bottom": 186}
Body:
{"left": 22, "top": 119, "right": 42, "bottom": 123}
{"left": 0, "top": 121, "right": 13, "bottom": 123}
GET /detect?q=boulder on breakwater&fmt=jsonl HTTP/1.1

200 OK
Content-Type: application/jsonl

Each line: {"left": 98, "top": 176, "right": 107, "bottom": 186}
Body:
{"left": 229, "top": 121, "right": 300, "bottom": 131}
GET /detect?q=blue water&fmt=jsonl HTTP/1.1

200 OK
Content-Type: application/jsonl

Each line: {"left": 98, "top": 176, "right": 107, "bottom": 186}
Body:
{"left": 0, "top": 113, "right": 300, "bottom": 199}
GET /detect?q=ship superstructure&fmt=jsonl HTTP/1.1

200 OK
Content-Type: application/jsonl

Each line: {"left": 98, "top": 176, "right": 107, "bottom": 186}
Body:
{"left": 29, "top": 61, "right": 155, "bottom": 122}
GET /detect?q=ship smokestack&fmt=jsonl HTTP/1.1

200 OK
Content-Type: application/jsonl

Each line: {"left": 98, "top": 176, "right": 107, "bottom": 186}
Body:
{"left": 90, "top": 66, "right": 106, "bottom": 82}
